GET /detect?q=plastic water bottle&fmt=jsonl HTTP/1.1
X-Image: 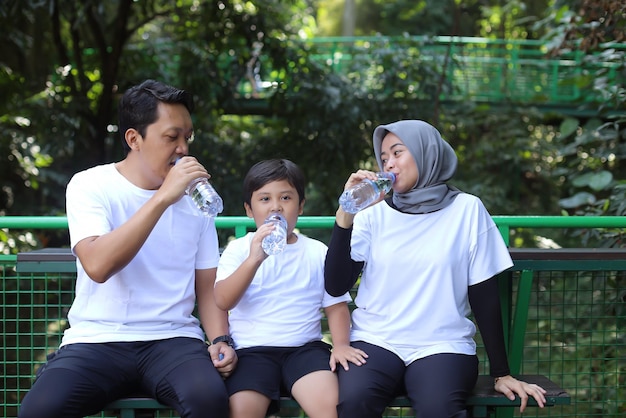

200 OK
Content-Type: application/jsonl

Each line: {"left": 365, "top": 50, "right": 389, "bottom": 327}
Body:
{"left": 177, "top": 159, "right": 223, "bottom": 217}
{"left": 338, "top": 172, "right": 396, "bottom": 214}
{"left": 262, "top": 213, "right": 288, "bottom": 255}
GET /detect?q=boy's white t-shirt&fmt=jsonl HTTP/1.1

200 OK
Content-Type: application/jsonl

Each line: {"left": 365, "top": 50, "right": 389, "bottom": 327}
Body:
{"left": 63, "top": 163, "right": 220, "bottom": 345}
{"left": 216, "top": 232, "right": 352, "bottom": 349}
{"left": 350, "top": 193, "right": 513, "bottom": 365}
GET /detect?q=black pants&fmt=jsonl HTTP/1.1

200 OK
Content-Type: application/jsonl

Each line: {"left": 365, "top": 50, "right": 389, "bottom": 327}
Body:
{"left": 18, "top": 337, "right": 229, "bottom": 418}
{"left": 336, "top": 341, "right": 479, "bottom": 418}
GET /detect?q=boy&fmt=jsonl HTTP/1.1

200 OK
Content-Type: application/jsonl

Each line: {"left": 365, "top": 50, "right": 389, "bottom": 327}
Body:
{"left": 214, "top": 159, "right": 367, "bottom": 418}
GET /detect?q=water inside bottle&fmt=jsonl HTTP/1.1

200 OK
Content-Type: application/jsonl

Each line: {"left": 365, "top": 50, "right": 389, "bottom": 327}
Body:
{"left": 175, "top": 157, "right": 223, "bottom": 217}
{"left": 338, "top": 172, "right": 395, "bottom": 214}
{"left": 189, "top": 180, "right": 223, "bottom": 217}
{"left": 262, "top": 213, "right": 287, "bottom": 255}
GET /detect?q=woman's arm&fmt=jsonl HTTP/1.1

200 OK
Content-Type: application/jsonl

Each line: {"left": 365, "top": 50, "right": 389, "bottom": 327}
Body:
{"left": 468, "top": 277, "right": 510, "bottom": 377}
{"left": 469, "top": 277, "right": 547, "bottom": 412}
{"left": 324, "top": 221, "right": 364, "bottom": 296}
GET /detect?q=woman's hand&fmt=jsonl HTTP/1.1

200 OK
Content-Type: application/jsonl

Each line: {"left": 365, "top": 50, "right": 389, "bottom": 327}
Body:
{"left": 343, "top": 170, "right": 378, "bottom": 192}
{"left": 336, "top": 169, "right": 382, "bottom": 228}
{"left": 494, "top": 375, "right": 547, "bottom": 413}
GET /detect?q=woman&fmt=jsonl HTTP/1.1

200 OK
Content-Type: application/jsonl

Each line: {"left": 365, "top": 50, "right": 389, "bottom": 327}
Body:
{"left": 324, "top": 120, "right": 546, "bottom": 418}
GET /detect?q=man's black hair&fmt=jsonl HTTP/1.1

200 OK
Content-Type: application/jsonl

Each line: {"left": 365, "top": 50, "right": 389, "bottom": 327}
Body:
{"left": 118, "top": 79, "right": 194, "bottom": 154}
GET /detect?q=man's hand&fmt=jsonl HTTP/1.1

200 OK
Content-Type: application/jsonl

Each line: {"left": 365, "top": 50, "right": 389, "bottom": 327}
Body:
{"left": 159, "top": 156, "right": 208, "bottom": 205}
{"left": 208, "top": 342, "right": 237, "bottom": 379}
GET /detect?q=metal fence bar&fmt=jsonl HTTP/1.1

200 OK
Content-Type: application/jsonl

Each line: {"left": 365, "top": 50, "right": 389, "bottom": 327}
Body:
{"left": 2, "top": 216, "right": 626, "bottom": 417}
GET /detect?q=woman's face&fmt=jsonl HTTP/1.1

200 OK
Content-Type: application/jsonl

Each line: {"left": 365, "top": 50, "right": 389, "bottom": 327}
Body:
{"left": 380, "top": 132, "right": 419, "bottom": 193}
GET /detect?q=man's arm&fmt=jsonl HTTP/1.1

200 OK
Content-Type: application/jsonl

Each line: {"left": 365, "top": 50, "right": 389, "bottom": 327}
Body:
{"left": 73, "top": 193, "right": 172, "bottom": 283}
{"left": 196, "top": 268, "right": 237, "bottom": 375}
{"left": 72, "top": 159, "right": 200, "bottom": 283}
{"left": 196, "top": 267, "right": 230, "bottom": 341}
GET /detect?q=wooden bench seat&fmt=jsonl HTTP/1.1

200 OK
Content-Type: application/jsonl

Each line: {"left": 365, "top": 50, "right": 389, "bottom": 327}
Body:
{"left": 102, "top": 374, "right": 570, "bottom": 418}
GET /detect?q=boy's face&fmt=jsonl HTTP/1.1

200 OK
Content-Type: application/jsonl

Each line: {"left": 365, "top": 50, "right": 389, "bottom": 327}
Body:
{"left": 244, "top": 179, "right": 304, "bottom": 234}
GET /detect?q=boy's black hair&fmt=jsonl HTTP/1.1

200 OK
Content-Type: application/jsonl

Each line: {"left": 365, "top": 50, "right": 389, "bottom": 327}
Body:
{"left": 243, "top": 159, "right": 306, "bottom": 206}
{"left": 118, "top": 79, "right": 194, "bottom": 154}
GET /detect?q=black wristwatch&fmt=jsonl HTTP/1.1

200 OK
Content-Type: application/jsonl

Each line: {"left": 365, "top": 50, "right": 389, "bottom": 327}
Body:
{"left": 211, "top": 334, "right": 235, "bottom": 348}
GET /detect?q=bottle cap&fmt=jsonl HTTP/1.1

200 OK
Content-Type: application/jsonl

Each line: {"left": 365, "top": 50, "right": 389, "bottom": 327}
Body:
{"left": 266, "top": 212, "right": 286, "bottom": 223}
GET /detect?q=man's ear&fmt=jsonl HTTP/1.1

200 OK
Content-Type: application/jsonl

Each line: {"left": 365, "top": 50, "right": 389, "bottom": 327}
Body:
{"left": 125, "top": 128, "right": 141, "bottom": 151}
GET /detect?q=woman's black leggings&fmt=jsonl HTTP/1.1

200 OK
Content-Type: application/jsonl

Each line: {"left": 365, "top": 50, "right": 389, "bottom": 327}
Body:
{"left": 336, "top": 341, "right": 479, "bottom": 418}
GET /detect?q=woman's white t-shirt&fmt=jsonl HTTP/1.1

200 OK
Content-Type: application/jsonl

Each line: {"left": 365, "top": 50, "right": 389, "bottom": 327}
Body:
{"left": 350, "top": 193, "right": 512, "bottom": 365}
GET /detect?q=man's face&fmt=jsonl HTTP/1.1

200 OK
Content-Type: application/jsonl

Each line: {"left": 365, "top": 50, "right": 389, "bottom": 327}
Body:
{"left": 130, "top": 102, "right": 194, "bottom": 189}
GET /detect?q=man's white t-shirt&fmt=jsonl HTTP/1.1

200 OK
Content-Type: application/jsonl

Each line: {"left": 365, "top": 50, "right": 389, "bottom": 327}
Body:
{"left": 63, "top": 163, "right": 220, "bottom": 346}
{"left": 350, "top": 193, "right": 513, "bottom": 365}
{"left": 216, "top": 232, "right": 352, "bottom": 349}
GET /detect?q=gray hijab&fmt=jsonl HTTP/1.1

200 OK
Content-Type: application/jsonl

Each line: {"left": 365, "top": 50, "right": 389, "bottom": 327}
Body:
{"left": 373, "top": 120, "right": 461, "bottom": 214}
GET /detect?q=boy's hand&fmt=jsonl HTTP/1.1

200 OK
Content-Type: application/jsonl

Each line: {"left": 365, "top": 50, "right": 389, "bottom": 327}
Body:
{"left": 329, "top": 344, "right": 368, "bottom": 372}
{"left": 249, "top": 223, "right": 274, "bottom": 261}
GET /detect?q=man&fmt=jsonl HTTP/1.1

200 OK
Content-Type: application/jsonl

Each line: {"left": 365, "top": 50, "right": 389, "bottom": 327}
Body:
{"left": 19, "top": 80, "right": 236, "bottom": 418}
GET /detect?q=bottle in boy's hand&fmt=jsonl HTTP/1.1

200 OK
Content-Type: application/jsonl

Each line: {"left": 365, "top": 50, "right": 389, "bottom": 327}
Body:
{"left": 177, "top": 158, "right": 223, "bottom": 217}
{"left": 262, "top": 213, "right": 288, "bottom": 255}
{"left": 338, "top": 172, "right": 396, "bottom": 214}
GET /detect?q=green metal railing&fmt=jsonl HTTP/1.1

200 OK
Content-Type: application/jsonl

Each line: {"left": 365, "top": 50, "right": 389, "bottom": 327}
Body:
{"left": 2, "top": 216, "right": 626, "bottom": 417}
{"left": 240, "top": 36, "right": 625, "bottom": 111}
{"left": 3, "top": 214, "right": 626, "bottom": 242}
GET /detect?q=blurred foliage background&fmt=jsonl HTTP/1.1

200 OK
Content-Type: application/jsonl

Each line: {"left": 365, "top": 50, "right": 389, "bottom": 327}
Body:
{"left": 2, "top": 3, "right": 625, "bottom": 416}
{"left": 0, "top": 0, "right": 625, "bottom": 252}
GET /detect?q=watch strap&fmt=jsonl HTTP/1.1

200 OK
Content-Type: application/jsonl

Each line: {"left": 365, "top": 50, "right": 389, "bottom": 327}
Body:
{"left": 211, "top": 334, "right": 235, "bottom": 348}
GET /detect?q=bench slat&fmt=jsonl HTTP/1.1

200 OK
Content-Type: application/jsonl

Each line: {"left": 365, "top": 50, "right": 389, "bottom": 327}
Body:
{"left": 103, "top": 374, "right": 569, "bottom": 418}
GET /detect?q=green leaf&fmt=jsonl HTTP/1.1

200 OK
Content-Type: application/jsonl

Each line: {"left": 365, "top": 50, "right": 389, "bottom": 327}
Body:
{"left": 588, "top": 171, "right": 613, "bottom": 191}
{"left": 559, "top": 192, "right": 596, "bottom": 209}
{"left": 559, "top": 117, "right": 579, "bottom": 138}
{"left": 572, "top": 171, "right": 613, "bottom": 191}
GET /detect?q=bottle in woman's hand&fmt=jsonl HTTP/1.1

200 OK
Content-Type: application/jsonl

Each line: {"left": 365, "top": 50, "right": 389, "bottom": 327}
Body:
{"left": 338, "top": 172, "right": 395, "bottom": 214}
